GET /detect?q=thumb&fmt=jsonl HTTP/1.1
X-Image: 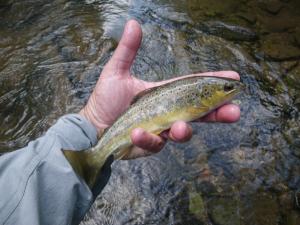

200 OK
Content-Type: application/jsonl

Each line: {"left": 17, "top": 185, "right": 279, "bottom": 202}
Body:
{"left": 105, "top": 20, "right": 142, "bottom": 74}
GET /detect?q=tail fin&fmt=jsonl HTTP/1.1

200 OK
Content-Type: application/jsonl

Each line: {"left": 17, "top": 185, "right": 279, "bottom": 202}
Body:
{"left": 62, "top": 150, "right": 98, "bottom": 188}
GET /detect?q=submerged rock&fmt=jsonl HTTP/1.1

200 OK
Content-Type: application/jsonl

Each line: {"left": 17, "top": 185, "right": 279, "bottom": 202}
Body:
{"left": 294, "top": 27, "right": 300, "bottom": 46}
{"left": 208, "top": 197, "right": 239, "bottom": 225}
{"left": 237, "top": 13, "right": 257, "bottom": 25}
{"left": 283, "top": 62, "right": 300, "bottom": 91}
{"left": 259, "top": 0, "right": 284, "bottom": 15}
{"left": 281, "top": 60, "right": 298, "bottom": 73}
{"left": 1, "top": 0, "right": 300, "bottom": 224}
{"left": 260, "top": 33, "right": 300, "bottom": 61}
{"left": 286, "top": 210, "right": 300, "bottom": 225}
{"left": 200, "top": 21, "right": 258, "bottom": 42}
{"left": 188, "top": 189, "right": 206, "bottom": 221}
{"left": 251, "top": 193, "right": 280, "bottom": 225}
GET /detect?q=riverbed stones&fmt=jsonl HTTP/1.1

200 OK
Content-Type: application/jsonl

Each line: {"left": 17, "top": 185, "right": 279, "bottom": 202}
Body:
{"left": 286, "top": 210, "right": 300, "bottom": 225}
{"left": 260, "top": 33, "right": 300, "bottom": 61}
{"left": 188, "top": 190, "right": 206, "bottom": 221}
{"left": 185, "top": 0, "right": 240, "bottom": 20}
{"left": 237, "top": 13, "right": 257, "bottom": 25}
{"left": 294, "top": 27, "right": 300, "bottom": 46}
{"left": 281, "top": 60, "right": 298, "bottom": 73}
{"left": 208, "top": 197, "right": 239, "bottom": 225}
{"left": 201, "top": 21, "right": 258, "bottom": 42}
{"left": 283, "top": 62, "right": 300, "bottom": 90}
{"left": 279, "top": 192, "right": 294, "bottom": 211}
{"left": 259, "top": 0, "right": 284, "bottom": 15}
{"left": 2, "top": 0, "right": 300, "bottom": 224}
{"left": 238, "top": 192, "right": 280, "bottom": 225}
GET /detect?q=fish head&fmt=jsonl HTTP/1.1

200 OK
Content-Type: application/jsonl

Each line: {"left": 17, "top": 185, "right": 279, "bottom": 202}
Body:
{"left": 198, "top": 77, "right": 245, "bottom": 108}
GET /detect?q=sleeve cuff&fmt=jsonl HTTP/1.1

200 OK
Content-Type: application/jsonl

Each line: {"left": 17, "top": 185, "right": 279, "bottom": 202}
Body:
{"left": 47, "top": 114, "right": 98, "bottom": 151}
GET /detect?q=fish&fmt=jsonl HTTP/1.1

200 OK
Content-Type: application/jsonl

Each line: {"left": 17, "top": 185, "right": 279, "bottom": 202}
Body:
{"left": 63, "top": 76, "right": 244, "bottom": 188}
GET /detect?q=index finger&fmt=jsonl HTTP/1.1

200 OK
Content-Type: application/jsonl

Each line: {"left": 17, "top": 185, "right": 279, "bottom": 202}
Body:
{"left": 146, "top": 71, "right": 240, "bottom": 88}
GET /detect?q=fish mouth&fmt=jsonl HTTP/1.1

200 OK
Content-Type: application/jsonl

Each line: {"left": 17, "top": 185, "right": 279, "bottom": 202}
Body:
{"left": 226, "top": 82, "right": 245, "bottom": 99}
{"left": 233, "top": 81, "right": 246, "bottom": 94}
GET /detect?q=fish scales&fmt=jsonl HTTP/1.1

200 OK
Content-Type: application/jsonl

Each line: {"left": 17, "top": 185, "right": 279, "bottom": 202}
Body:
{"left": 63, "top": 76, "right": 244, "bottom": 187}
{"left": 93, "top": 79, "right": 205, "bottom": 159}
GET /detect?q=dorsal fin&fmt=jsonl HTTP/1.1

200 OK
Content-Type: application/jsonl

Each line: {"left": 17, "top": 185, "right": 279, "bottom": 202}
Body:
{"left": 130, "top": 86, "right": 160, "bottom": 105}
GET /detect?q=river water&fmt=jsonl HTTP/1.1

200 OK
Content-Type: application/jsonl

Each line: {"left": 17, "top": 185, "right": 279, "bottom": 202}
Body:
{"left": 1, "top": 0, "right": 300, "bottom": 224}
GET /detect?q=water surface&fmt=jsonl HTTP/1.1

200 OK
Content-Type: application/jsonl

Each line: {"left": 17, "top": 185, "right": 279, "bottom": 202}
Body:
{"left": 0, "top": 0, "right": 299, "bottom": 224}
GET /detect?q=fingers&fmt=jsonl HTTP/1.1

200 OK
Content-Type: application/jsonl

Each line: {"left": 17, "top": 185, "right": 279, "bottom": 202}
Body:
{"left": 131, "top": 128, "right": 166, "bottom": 153}
{"left": 203, "top": 71, "right": 240, "bottom": 80}
{"left": 105, "top": 20, "right": 142, "bottom": 74}
{"left": 125, "top": 128, "right": 166, "bottom": 159}
{"left": 131, "top": 122, "right": 193, "bottom": 151}
{"left": 126, "top": 122, "right": 192, "bottom": 159}
{"left": 146, "top": 71, "right": 240, "bottom": 88}
{"left": 198, "top": 104, "right": 240, "bottom": 123}
{"left": 168, "top": 121, "right": 193, "bottom": 142}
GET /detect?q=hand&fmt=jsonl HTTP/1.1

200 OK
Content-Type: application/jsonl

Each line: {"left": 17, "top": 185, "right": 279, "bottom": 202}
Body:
{"left": 80, "top": 20, "right": 240, "bottom": 159}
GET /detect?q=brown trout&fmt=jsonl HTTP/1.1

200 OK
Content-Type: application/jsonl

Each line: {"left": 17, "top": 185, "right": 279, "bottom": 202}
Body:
{"left": 63, "top": 76, "right": 244, "bottom": 187}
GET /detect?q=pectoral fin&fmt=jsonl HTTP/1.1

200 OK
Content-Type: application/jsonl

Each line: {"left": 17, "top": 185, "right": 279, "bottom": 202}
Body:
{"left": 186, "top": 106, "right": 210, "bottom": 118}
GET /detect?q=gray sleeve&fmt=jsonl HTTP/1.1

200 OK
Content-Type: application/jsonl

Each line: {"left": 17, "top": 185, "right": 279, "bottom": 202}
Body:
{"left": 0, "top": 114, "right": 109, "bottom": 225}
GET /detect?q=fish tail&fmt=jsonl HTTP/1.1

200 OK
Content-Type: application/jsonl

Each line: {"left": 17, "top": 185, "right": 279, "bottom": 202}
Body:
{"left": 62, "top": 149, "right": 99, "bottom": 188}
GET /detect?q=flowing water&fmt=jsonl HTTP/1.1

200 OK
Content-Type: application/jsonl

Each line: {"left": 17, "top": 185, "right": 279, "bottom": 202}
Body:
{"left": 1, "top": 0, "right": 300, "bottom": 224}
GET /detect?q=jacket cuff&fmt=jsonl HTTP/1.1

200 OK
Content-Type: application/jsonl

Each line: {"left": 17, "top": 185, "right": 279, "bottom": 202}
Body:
{"left": 47, "top": 114, "right": 98, "bottom": 151}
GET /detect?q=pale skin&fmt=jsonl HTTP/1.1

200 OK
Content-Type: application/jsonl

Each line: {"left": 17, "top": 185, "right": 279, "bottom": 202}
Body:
{"left": 80, "top": 20, "right": 241, "bottom": 159}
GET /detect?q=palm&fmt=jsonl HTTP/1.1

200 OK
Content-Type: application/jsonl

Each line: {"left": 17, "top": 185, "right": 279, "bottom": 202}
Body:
{"left": 91, "top": 70, "right": 149, "bottom": 128}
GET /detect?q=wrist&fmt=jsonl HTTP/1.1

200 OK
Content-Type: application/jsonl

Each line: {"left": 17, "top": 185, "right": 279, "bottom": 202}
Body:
{"left": 79, "top": 107, "right": 109, "bottom": 136}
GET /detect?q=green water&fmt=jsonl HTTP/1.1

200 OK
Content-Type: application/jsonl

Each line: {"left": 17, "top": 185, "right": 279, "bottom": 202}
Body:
{"left": 0, "top": 0, "right": 299, "bottom": 224}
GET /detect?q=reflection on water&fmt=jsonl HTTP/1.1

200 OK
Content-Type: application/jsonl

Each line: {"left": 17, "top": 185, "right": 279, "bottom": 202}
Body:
{"left": 1, "top": 0, "right": 300, "bottom": 224}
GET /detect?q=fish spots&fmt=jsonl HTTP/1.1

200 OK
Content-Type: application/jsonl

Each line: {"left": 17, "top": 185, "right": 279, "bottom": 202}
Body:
{"left": 191, "top": 92, "right": 197, "bottom": 102}
{"left": 201, "top": 86, "right": 213, "bottom": 99}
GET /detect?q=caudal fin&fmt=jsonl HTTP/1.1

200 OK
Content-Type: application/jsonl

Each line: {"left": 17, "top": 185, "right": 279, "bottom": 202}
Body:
{"left": 62, "top": 150, "right": 98, "bottom": 188}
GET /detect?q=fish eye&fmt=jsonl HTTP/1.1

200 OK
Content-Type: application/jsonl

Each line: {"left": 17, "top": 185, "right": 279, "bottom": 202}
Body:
{"left": 224, "top": 83, "right": 234, "bottom": 92}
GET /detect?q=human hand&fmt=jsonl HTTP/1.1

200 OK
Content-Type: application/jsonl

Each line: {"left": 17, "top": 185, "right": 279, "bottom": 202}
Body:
{"left": 80, "top": 20, "right": 240, "bottom": 159}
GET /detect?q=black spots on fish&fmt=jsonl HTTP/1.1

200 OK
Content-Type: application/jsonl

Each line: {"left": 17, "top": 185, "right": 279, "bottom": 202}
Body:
{"left": 191, "top": 93, "right": 197, "bottom": 101}
{"left": 113, "top": 121, "right": 120, "bottom": 129}
{"left": 192, "top": 88, "right": 200, "bottom": 97}
{"left": 177, "top": 87, "right": 183, "bottom": 93}
{"left": 176, "top": 96, "right": 185, "bottom": 105}
{"left": 187, "top": 91, "right": 197, "bottom": 102}
{"left": 201, "top": 86, "right": 212, "bottom": 98}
